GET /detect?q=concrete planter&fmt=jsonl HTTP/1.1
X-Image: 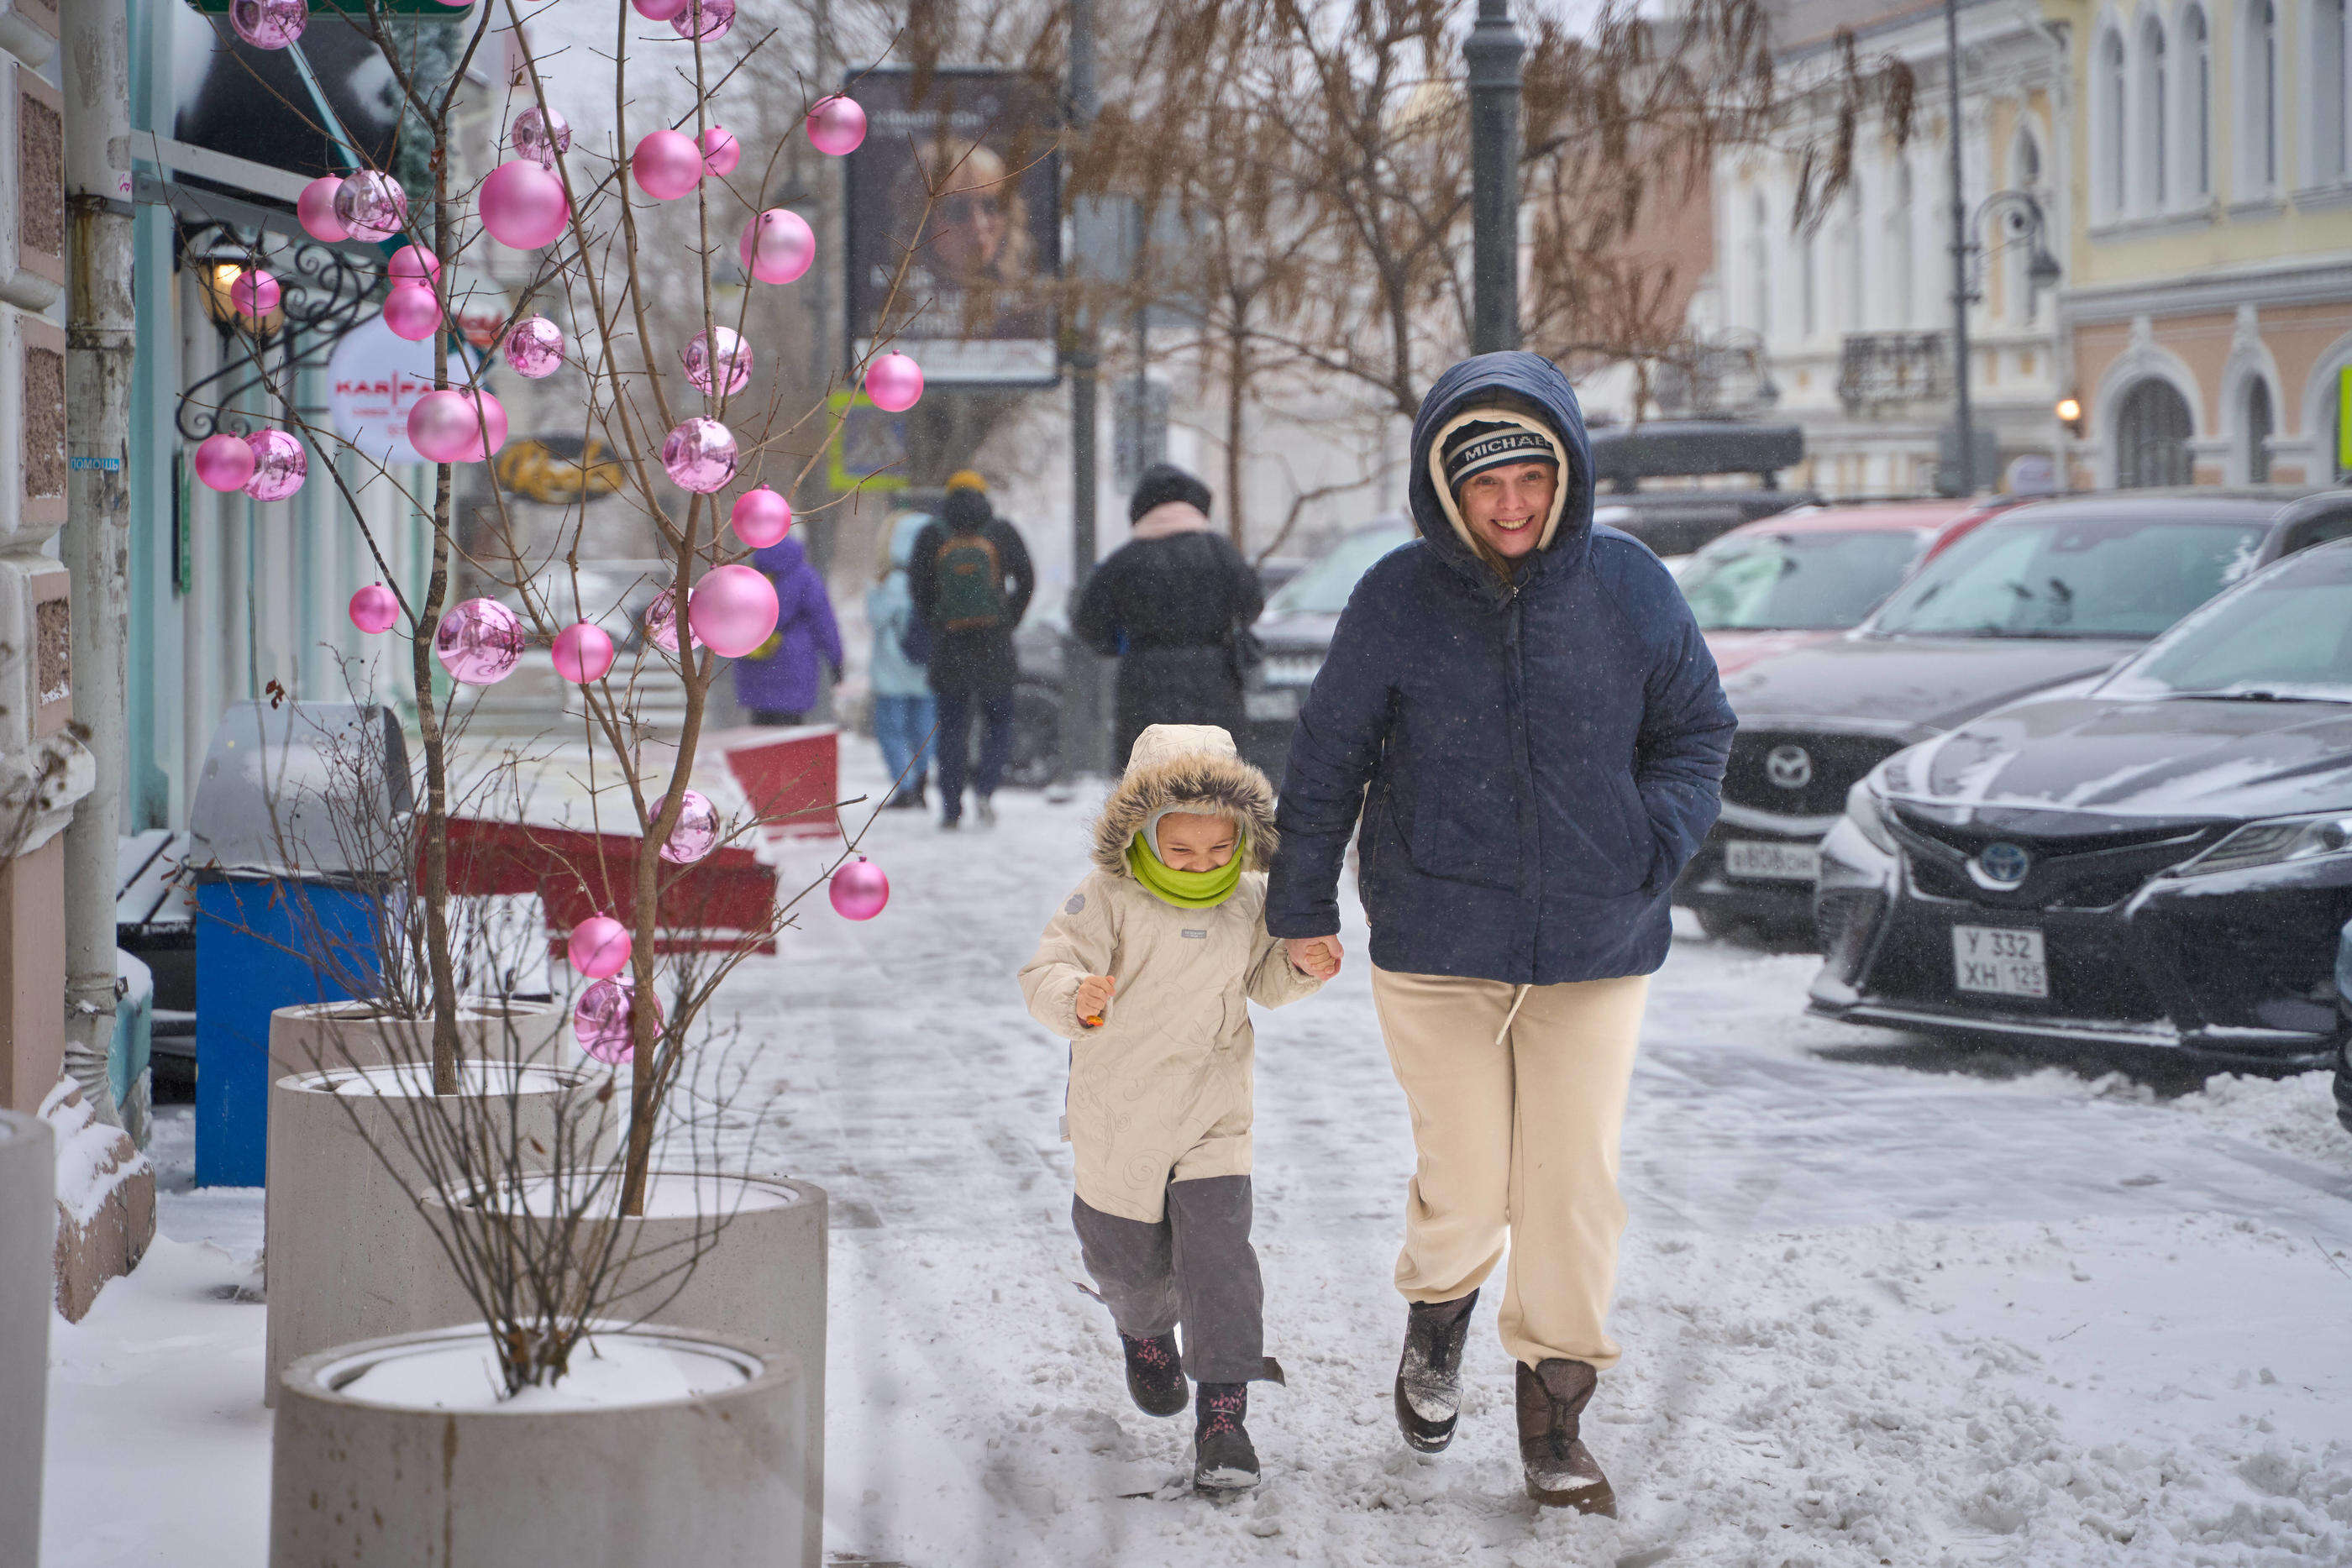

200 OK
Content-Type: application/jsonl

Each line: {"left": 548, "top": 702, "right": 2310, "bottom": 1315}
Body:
{"left": 262, "top": 1057, "right": 612, "bottom": 1404}
{"left": 417, "top": 1169, "right": 827, "bottom": 1565}
{"left": 0, "top": 1110, "right": 52, "bottom": 1568}
{"left": 271, "top": 1324, "right": 806, "bottom": 1567}
{"left": 266, "top": 998, "right": 568, "bottom": 1077}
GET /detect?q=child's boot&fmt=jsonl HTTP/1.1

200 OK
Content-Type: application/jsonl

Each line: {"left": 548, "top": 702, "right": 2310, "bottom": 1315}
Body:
{"left": 1120, "top": 1330, "right": 1188, "bottom": 1417}
{"left": 1191, "top": 1382, "right": 1259, "bottom": 1494}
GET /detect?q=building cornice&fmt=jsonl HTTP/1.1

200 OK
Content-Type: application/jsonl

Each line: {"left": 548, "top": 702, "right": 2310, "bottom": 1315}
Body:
{"left": 2061, "top": 256, "right": 2352, "bottom": 324}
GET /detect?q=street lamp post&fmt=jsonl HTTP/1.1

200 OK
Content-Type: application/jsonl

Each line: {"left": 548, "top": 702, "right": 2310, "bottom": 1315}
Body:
{"left": 1943, "top": 0, "right": 1977, "bottom": 495}
{"left": 1467, "top": 0, "right": 1525, "bottom": 356}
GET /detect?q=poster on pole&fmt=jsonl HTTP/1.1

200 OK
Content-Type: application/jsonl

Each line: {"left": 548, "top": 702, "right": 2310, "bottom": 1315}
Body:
{"left": 328, "top": 314, "right": 437, "bottom": 467}
{"left": 844, "top": 66, "right": 1061, "bottom": 388}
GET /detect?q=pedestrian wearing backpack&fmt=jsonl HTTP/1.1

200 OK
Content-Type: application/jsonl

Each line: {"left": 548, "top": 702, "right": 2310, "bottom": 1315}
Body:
{"left": 1074, "top": 463, "right": 1265, "bottom": 767}
{"left": 909, "top": 472, "right": 1035, "bottom": 829}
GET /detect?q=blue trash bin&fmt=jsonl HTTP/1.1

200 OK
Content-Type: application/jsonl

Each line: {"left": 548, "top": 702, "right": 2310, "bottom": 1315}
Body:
{"left": 186, "top": 702, "right": 410, "bottom": 1188}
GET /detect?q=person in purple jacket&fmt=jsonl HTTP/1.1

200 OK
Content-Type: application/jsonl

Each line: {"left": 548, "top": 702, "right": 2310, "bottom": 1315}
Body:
{"left": 732, "top": 533, "right": 843, "bottom": 726}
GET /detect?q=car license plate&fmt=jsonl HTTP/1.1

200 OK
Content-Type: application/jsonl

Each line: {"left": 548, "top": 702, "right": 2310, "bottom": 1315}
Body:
{"left": 1723, "top": 840, "right": 1819, "bottom": 881}
{"left": 1245, "top": 688, "right": 1300, "bottom": 721}
{"left": 1952, "top": 926, "right": 2048, "bottom": 999}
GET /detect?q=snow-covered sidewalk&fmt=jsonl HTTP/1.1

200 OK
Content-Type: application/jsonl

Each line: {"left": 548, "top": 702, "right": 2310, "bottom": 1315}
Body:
{"left": 46, "top": 743, "right": 2352, "bottom": 1565}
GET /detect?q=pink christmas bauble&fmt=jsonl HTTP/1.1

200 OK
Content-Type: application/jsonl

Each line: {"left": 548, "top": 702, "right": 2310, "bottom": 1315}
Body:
{"left": 434, "top": 597, "right": 525, "bottom": 684}
{"left": 699, "top": 126, "right": 741, "bottom": 177}
{"left": 230, "top": 0, "right": 307, "bottom": 49}
{"left": 681, "top": 326, "right": 752, "bottom": 396}
{"left": 828, "top": 857, "right": 890, "bottom": 920}
{"left": 387, "top": 244, "right": 440, "bottom": 284}
{"left": 504, "top": 316, "right": 566, "bottom": 378}
{"left": 192, "top": 433, "right": 255, "bottom": 493}
{"left": 806, "top": 95, "right": 867, "bottom": 157}
{"left": 654, "top": 791, "right": 721, "bottom": 864}
{"left": 297, "top": 176, "right": 349, "bottom": 242}
{"left": 381, "top": 283, "right": 441, "bottom": 342}
{"left": 349, "top": 583, "right": 401, "bottom": 634}
{"left": 512, "top": 105, "right": 572, "bottom": 169}
{"left": 407, "top": 390, "right": 508, "bottom": 464}
{"left": 730, "top": 486, "right": 791, "bottom": 547}
{"left": 550, "top": 621, "right": 615, "bottom": 683}
{"left": 673, "top": 0, "right": 733, "bottom": 39}
{"left": 480, "top": 159, "right": 570, "bottom": 249}
{"left": 631, "top": 0, "right": 690, "bottom": 17}
{"left": 738, "top": 208, "right": 815, "bottom": 286}
{"left": 633, "top": 129, "right": 703, "bottom": 201}
{"left": 333, "top": 170, "right": 407, "bottom": 244}
{"left": 865, "top": 353, "right": 924, "bottom": 413}
{"left": 573, "top": 978, "right": 659, "bottom": 1064}
{"left": 643, "top": 586, "right": 682, "bottom": 653}
{"left": 566, "top": 915, "right": 633, "bottom": 980}
{"left": 243, "top": 429, "right": 307, "bottom": 501}
{"left": 660, "top": 417, "right": 738, "bottom": 493}
{"left": 687, "top": 564, "right": 780, "bottom": 658}
{"left": 229, "top": 269, "right": 280, "bottom": 322}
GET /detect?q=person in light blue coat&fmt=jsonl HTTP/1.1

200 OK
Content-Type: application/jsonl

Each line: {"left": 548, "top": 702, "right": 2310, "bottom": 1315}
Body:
{"left": 868, "top": 511, "right": 938, "bottom": 809}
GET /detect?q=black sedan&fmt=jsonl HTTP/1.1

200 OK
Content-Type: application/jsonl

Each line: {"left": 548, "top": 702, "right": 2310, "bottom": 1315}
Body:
{"left": 1676, "top": 489, "right": 2352, "bottom": 939}
{"left": 1810, "top": 538, "right": 2352, "bottom": 1072}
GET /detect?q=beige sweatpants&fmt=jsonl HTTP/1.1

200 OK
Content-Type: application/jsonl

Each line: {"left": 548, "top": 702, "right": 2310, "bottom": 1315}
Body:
{"left": 1369, "top": 966, "right": 1651, "bottom": 1371}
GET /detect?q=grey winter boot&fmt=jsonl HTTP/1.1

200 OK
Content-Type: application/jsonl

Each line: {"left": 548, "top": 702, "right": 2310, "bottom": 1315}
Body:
{"left": 1515, "top": 1358, "right": 1615, "bottom": 1515}
{"left": 1394, "top": 1290, "right": 1478, "bottom": 1453}
{"left": 1192, "top": 1382, "right": 1259, "bottom": 1494}
{"left": 1119, "top": 1330, "right": 1189, "bottom": 1417}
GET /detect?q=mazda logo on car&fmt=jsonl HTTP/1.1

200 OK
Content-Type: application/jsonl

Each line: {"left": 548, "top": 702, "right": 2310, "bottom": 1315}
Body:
{"left": 1972, "top": 842, "right": 2032, "bottom": 889}
{"left": 1766, "top": 745, "right": 1813, "bottom": 790}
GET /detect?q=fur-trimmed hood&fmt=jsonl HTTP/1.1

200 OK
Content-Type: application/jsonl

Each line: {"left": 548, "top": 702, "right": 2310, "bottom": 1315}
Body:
{"left": 1090, "top": 723, "right": 1278, "bottom": 877}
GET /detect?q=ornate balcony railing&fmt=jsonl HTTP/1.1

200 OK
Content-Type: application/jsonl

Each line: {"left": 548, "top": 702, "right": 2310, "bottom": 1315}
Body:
{"left": 1838, "top": 332, "right": 1949, "bottom": 413}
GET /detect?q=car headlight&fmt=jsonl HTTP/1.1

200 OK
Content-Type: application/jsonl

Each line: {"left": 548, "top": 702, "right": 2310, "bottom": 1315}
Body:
{"left": 1845, "top": 777, "right": 1898, "bottom": 855}
{"left": 2179, "top": 813, "right": 2352, "bottom": 878}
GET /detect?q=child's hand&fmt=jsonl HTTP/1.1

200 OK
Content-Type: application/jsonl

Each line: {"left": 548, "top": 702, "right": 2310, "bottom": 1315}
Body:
{"left": 1285, "top": 936, "right": 1342, "bottom": 980}
{"left": 1074, "top": 973, "right": 1116, "bottom": 1026}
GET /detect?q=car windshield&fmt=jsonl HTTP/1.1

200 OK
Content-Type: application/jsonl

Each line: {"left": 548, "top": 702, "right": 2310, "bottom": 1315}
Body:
{"left": 1677, "top": 528, "right": 1927, "bottom": 631}
{"left": 1263, "top": 525, "right": 1414, "bottom": 616}
{"left": 2103, "top": 544, "right": 2352, "bottom": 701}
{"left": 1867, "top": 513, "right": 2267, "bottom": 639}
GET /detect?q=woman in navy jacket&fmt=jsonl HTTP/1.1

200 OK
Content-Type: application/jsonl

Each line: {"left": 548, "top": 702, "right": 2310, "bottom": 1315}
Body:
{"left": 1266, "top": 351, "right": 1733, "bottom": 1513}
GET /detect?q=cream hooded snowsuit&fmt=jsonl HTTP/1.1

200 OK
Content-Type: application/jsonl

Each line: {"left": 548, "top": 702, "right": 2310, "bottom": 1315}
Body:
{"left": 1019, "top": 724, "right": 1322, "bottom": 1225}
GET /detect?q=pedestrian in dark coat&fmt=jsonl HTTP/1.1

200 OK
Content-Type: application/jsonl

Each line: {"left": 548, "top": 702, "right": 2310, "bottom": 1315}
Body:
{"left": 1074, "top": 463, "right": 1266, "bottom": 767}
{"left": 909, "top": 474, "right": 1036, "bottom": 827}
{"left": 732, "top": 533, "right": 843, "bottom": 724}
{"left": 1263, "top": 351, "right": 1734, "bottom": 1515}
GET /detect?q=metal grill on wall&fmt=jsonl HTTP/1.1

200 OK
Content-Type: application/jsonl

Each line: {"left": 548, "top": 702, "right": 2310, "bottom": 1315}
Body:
{"left": 171, "top": 221, "right": 386, "bottom": 443}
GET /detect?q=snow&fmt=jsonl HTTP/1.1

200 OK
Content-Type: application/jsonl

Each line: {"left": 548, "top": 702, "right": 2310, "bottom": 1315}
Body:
{"left": 46, "top": 737, "right": 2352, "bottom": 1567}
{"left": 329, "top": 1329, "right": 753, "bottom": 1413}
{"left": 485, "top": 1170, "right": 804, "bottom": 1219}
{"left": 40, "top": 1079, "right": 151, "bottom": 1226}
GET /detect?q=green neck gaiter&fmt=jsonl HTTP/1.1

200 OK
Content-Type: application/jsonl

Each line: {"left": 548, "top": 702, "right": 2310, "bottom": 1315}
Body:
{"left": 1126, "top": 833, "right": 1246, "bottom": 909}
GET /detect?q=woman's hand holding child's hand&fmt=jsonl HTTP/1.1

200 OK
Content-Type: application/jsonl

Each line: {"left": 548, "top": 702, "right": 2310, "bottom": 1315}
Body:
{"left": 1285, "top": 936, "right": 1342, "bottom": 981}
{"left": 1074, "top": 974, "right": 1116, "bottom": 1027}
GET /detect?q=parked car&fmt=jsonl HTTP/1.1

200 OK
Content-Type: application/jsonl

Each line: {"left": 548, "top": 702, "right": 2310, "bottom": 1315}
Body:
{"left": 1238, "top": 518, "right": 1415, "bottom": 777}
{"left": 1679, "top": 499, "right": 2014, "bottom": 678}
{"left": 1676, "top": 488, "right": 2352, "bottom": 940}
{"left": 1593, "top": 488, "right": 1818, "bottom": 566}
{"left": 1809, "top": 537, "right": 2352, "bottom": 1072}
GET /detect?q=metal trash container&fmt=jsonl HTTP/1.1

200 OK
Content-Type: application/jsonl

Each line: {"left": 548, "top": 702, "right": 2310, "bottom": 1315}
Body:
{"left": 187, "top": 701, "right": 410, "bottom": 1187}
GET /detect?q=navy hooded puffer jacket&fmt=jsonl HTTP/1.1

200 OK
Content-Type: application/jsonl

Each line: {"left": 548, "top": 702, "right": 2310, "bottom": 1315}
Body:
{"left": 1264, "top": 352, "right": 1735, "bottom": 984}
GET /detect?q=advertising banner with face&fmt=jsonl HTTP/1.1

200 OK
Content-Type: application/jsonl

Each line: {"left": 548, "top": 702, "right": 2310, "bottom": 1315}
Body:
{"left": 844, "top": 67, "right": 1061, "bottom": 387}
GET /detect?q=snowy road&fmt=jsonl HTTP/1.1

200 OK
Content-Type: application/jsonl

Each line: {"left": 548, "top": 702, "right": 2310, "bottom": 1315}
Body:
{"left": 48, "top": 743, "right": 2352, "bottom": 1566}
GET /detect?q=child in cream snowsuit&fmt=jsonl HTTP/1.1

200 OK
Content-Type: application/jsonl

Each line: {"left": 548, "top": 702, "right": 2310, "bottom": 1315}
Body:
{"left": 1019, "top": 723, "right": 1331, "bottom": 1493}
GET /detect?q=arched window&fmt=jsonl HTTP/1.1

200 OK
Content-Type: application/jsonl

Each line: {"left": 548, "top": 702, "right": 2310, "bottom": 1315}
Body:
{"left": 2100, "top": 29, "right": 2129, "bottom": 216}
{"left": 2244, "top": 0, "right": 2280, "bottom": 192}
{"left": 2115, "top": 379, "right": 2195, "bottom": 487}
{"left": 2139, "top": 15, "right": 2168, "bottom": 207}
{"left": 2244, "top": 379, "right": 2275, "bottom": 482}
{"left": 2320, "top": 0, "right": 2349, "bottom": 183}
{"left": 2186, "top": 5, "right": 2212, "bottom": 198}
{"left": 1746, "top": 189, "right": 1772, "bottom": 337}
{"left": 1887, "top": 161, "right": 1914, "bottom": 326}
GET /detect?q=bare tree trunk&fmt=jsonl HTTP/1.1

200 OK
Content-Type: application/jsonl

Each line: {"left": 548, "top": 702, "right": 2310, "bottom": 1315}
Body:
{"left": 419, "top": 143, "right": 460, "bottom": 1097}
{"left": 1225, "top": 318, "right": 1247, "bottom": 548}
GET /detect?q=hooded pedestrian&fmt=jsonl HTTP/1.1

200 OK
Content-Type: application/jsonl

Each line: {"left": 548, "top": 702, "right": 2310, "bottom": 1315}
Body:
{"left": 1264, "top": 352, "right": 1734, "bottom": 1513}
{"left": 732, "top": 531, "right": 843, "bottom": 726}
{"left": 1074, "top": 463, "right": 1265, "bottom": 766}
{"left": 1019, "top": 723, "right": 1331, "bottom": 1495}
{"left": 867, "top": 511, "right": 937, "bottom": 809}
{"left": 909, "top": 472, "right": 1036, "bottom": 829}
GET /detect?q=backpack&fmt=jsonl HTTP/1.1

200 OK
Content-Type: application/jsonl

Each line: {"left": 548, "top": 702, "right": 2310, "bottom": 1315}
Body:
{"left": 933, "top": 532, "right": 1010, "bottom": 632}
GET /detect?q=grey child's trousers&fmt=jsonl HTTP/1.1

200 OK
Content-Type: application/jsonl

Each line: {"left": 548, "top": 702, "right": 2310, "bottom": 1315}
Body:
{"left": 1073, "top": 1174, "right": 1263, "bottom": 1384}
